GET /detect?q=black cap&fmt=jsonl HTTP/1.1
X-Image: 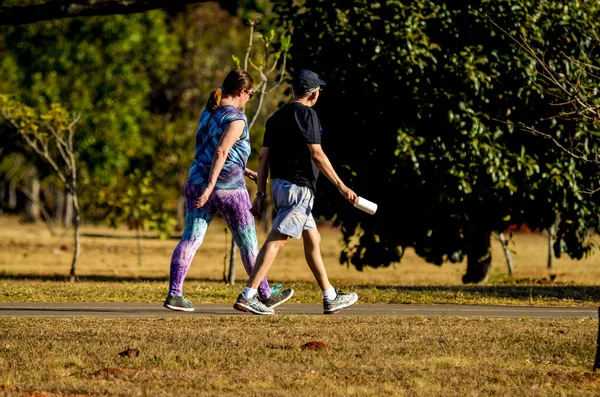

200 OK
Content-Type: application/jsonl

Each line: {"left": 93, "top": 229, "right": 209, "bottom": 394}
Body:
{"left": 292, "top": 69, "right": 326, "bottom": 94}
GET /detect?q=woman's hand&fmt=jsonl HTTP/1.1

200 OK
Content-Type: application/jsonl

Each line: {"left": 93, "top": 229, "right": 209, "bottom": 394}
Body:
{"left": 245, "top": 168, "right": 258, "bottom": 184}
{"left": 194, "top": 187, "right": 213, "bottom": 208}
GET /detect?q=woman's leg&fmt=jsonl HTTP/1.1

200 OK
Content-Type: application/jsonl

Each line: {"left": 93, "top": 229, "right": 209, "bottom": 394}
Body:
{"left": 168, "top": 182, "right": 216, "bottom": 296}
{"left": 214, "top": 189, "right": 271, "bottom": 300}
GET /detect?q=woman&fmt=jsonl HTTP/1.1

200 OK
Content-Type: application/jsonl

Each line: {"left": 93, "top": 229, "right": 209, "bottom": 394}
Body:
{"left": 164, "top": 68, "right": 293, "bottom": 312}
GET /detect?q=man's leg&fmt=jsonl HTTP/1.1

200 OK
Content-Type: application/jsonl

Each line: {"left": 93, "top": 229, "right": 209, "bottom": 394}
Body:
{"left": 302, "top": 228, "right": 333, "bottom": 291}
{"left": 246, "top": 230, "right": 289, "bottom": 289}
{"left": 215, "top": 189, "right": 271, "bottom": 299}
{"left": 303, "top": 228, "right": 359, "bottom": 314}
{"left": 233, "top": 230, "right": 289, "bottom": 315}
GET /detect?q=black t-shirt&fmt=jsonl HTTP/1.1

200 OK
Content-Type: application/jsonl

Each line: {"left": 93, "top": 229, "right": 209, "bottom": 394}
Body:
{"left": 263, "top": 102, "right": 322, "bottom": 192}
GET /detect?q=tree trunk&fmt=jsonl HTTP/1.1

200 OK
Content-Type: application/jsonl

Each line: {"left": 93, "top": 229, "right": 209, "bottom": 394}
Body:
{"left": 0, "top": 0, "right": 212, "bottom": 26}
{"left": 0, "top": 177, "right": 6, "bottom": 212}
{"left": 222, "top": 227, "right": 228, "bottom": 283}
{"left": 7, "top": 178, "right": 17, "bottom": 210}
{"left": 54, "top": 187, "right": 65, "bottom": 226}
{"left": 227, "top": 237, "right": 236, "bottom": 285}
{"left": 24, "top": 176, "right": 41, "bottom": 222}
{"left": 69, "top": 187, "right": 80, "bottom": 283}
{"left": 136, "top": 226, "right": 143, "bottom": 267}
{"left": 19, "top": 186, "right": 56, "bottom": 237}
{"left": 547, "top": 214, "right": 560, "bottom": 269}
{"left": 547, "top": 226, "right": 554, "bottom": 269}
{"left": 462, "top": 228, "right": 492, "bottom": 284}
{"left": 594, "top": 307, "right": 600, "bottom": 371}
{"left": 64, "top": 189, "right": 73, "bottom": 228}
{"left": 498, "top": 232, "right": 514, "bottom": 276}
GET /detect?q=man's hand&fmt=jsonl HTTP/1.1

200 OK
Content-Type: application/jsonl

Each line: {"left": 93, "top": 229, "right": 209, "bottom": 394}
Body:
{"left": 250, "top": 196, "right": 266, "bottom": 217}
{"left": 339, "top": 185, "right": 358, "bottom": 205}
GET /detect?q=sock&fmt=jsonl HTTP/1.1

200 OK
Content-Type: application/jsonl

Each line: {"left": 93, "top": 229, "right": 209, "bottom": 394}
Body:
{"left": 322, "top": 286, "right": 337, "bottom": 301}
{"left": 242, "top": 287, "right": 258, "bottom": 299}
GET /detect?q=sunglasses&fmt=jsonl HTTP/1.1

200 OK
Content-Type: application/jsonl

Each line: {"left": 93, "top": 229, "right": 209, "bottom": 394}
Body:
{"left": 246, "top": 89, "right": 254, "bottom": 99}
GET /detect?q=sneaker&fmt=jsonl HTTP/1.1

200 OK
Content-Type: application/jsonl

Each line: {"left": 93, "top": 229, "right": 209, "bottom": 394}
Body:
{"left": 163, "top": 295, "right": 195, "bottom": 312}
{"left": 323, "top": 290, "right": 359, "bottom": 314}
{"left": 261, "top": 284, "right": 294, "bottom": 308}
{"left": 233, "top": 293, "right": 275, "bottom": 315}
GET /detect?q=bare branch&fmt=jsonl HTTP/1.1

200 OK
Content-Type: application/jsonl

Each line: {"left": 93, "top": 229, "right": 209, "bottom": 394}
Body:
{"left": 243, "top": 21, "right": 254, "bottom": 70}
{"left": 491, "top": 115, "right": 600, "bottom": 166}
{"left": 0, "top": 0, "right": 211, "bottom": 26}
{"left": 478, "top": 10, "right": 600, "bottom": 170}
{"left": 248, "top": 80, "right": 267, "bottom": 129}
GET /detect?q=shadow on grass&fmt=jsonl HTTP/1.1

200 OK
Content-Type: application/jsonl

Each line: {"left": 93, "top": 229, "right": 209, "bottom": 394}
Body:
{"left": 364, "top": 285, "right": 600, "bottom": 303}
{"left": 0, "top": 273, "right": 203, "bottom": 283}
{"left": 80, "top": 233, "right": 183, "bottom": 240}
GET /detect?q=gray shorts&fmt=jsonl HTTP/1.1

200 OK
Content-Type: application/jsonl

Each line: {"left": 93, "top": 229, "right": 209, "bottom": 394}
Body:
{"left": 271, "top": 179, "right": 316, "bottom": 239}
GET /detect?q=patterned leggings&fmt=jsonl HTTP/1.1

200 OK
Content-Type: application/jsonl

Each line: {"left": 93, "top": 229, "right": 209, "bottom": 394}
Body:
{"left": 168, "top": 182, "right": 271, "bottom": 299}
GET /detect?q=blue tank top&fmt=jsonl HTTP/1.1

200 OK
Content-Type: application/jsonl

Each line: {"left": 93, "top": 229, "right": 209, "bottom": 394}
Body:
{"left": 187, "top": 105, "right": 250, "bottom": 190}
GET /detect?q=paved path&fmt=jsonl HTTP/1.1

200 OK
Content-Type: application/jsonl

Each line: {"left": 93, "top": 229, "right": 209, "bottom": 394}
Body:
{"left": 0, "top": 302, "right": 597, "bottom": 319}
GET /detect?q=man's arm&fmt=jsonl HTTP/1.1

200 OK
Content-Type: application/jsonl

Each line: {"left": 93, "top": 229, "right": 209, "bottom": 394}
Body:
{"left": 250, "top": 147, "right": 270, "bottom": 216}
{"left": 308, "top": 143, "right": 357, "bottom": 204}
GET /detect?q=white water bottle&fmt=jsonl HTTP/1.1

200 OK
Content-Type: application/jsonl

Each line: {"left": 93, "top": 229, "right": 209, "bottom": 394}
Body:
{"left": 354, "top": 196, "right": 378, "bottom": 215}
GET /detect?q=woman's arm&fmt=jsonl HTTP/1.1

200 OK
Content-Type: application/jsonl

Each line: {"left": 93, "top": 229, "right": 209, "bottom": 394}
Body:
{"left": 194, "top": 119, "right": 245, "bottom": 208}
{"left": 244, "top": 167, "right": 257, "bottom": 183}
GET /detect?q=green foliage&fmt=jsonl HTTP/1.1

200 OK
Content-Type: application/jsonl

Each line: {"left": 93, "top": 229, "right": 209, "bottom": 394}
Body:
{"left": 147, "top": 4, "right": 261, "bottom": 215}
{"left": 0, "top": 2, "right": 290, "bottom": 236}
{"left": 0, "top": 94, "right": 78, "bottom": 187}
{"left": 101, "top": 169, "right": 177, "bottom": 240}
{"left": 0, "top": 10, "right": 181, "bottom": 218}
{"left": 274, "top": 0, "right": 600, "bottom": 269}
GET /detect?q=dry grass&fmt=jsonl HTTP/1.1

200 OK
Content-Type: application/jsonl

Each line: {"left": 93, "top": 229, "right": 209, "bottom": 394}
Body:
{"left": 3, "top": 215, "right": 600, "bottom": 396}
{"left": 0, "top": 317, "right": 599, "bottom": 397}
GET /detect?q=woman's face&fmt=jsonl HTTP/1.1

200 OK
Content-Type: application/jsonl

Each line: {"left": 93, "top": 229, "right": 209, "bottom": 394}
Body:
{"left": 243, "top": 87, "right": 254, "bottom": 103}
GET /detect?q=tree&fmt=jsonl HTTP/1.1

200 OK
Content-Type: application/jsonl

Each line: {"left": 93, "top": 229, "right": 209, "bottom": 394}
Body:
{"left": 273, "top": 0, "right": 600, "bottom": 283}
{"left": 480, "top": 10, "right": 600, "bottom": 187}
{"left": 101, "top": 169, "right": 177, "bottom": 267}
{"left": 1, "top": 10, "right": 181, "bottom": 225}
{"left": 0, "top": 0, "right": 212, "bottom": 25}
{"left": 0, "top": 96, "right": 82, "bottom": 281}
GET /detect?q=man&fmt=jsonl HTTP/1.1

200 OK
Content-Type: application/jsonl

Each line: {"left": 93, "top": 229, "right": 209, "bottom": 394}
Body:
{"left": 233, "top": 68, "right": 359, "bottom": 315}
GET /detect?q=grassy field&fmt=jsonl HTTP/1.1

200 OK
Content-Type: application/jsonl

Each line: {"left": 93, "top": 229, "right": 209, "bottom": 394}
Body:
{"left": 1, "top": 317, "right": 599, "bottom": 397}
{"left": 1, "top": 214, "right": 600, "bottom": 306}
{"left": 2, "top": 214, "right": 600, "bottom": 396}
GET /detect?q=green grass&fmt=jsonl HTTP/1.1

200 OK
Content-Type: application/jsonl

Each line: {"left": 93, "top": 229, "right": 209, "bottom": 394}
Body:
{"left": 2, "top": 278, "right": 600, "bottom": 306}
